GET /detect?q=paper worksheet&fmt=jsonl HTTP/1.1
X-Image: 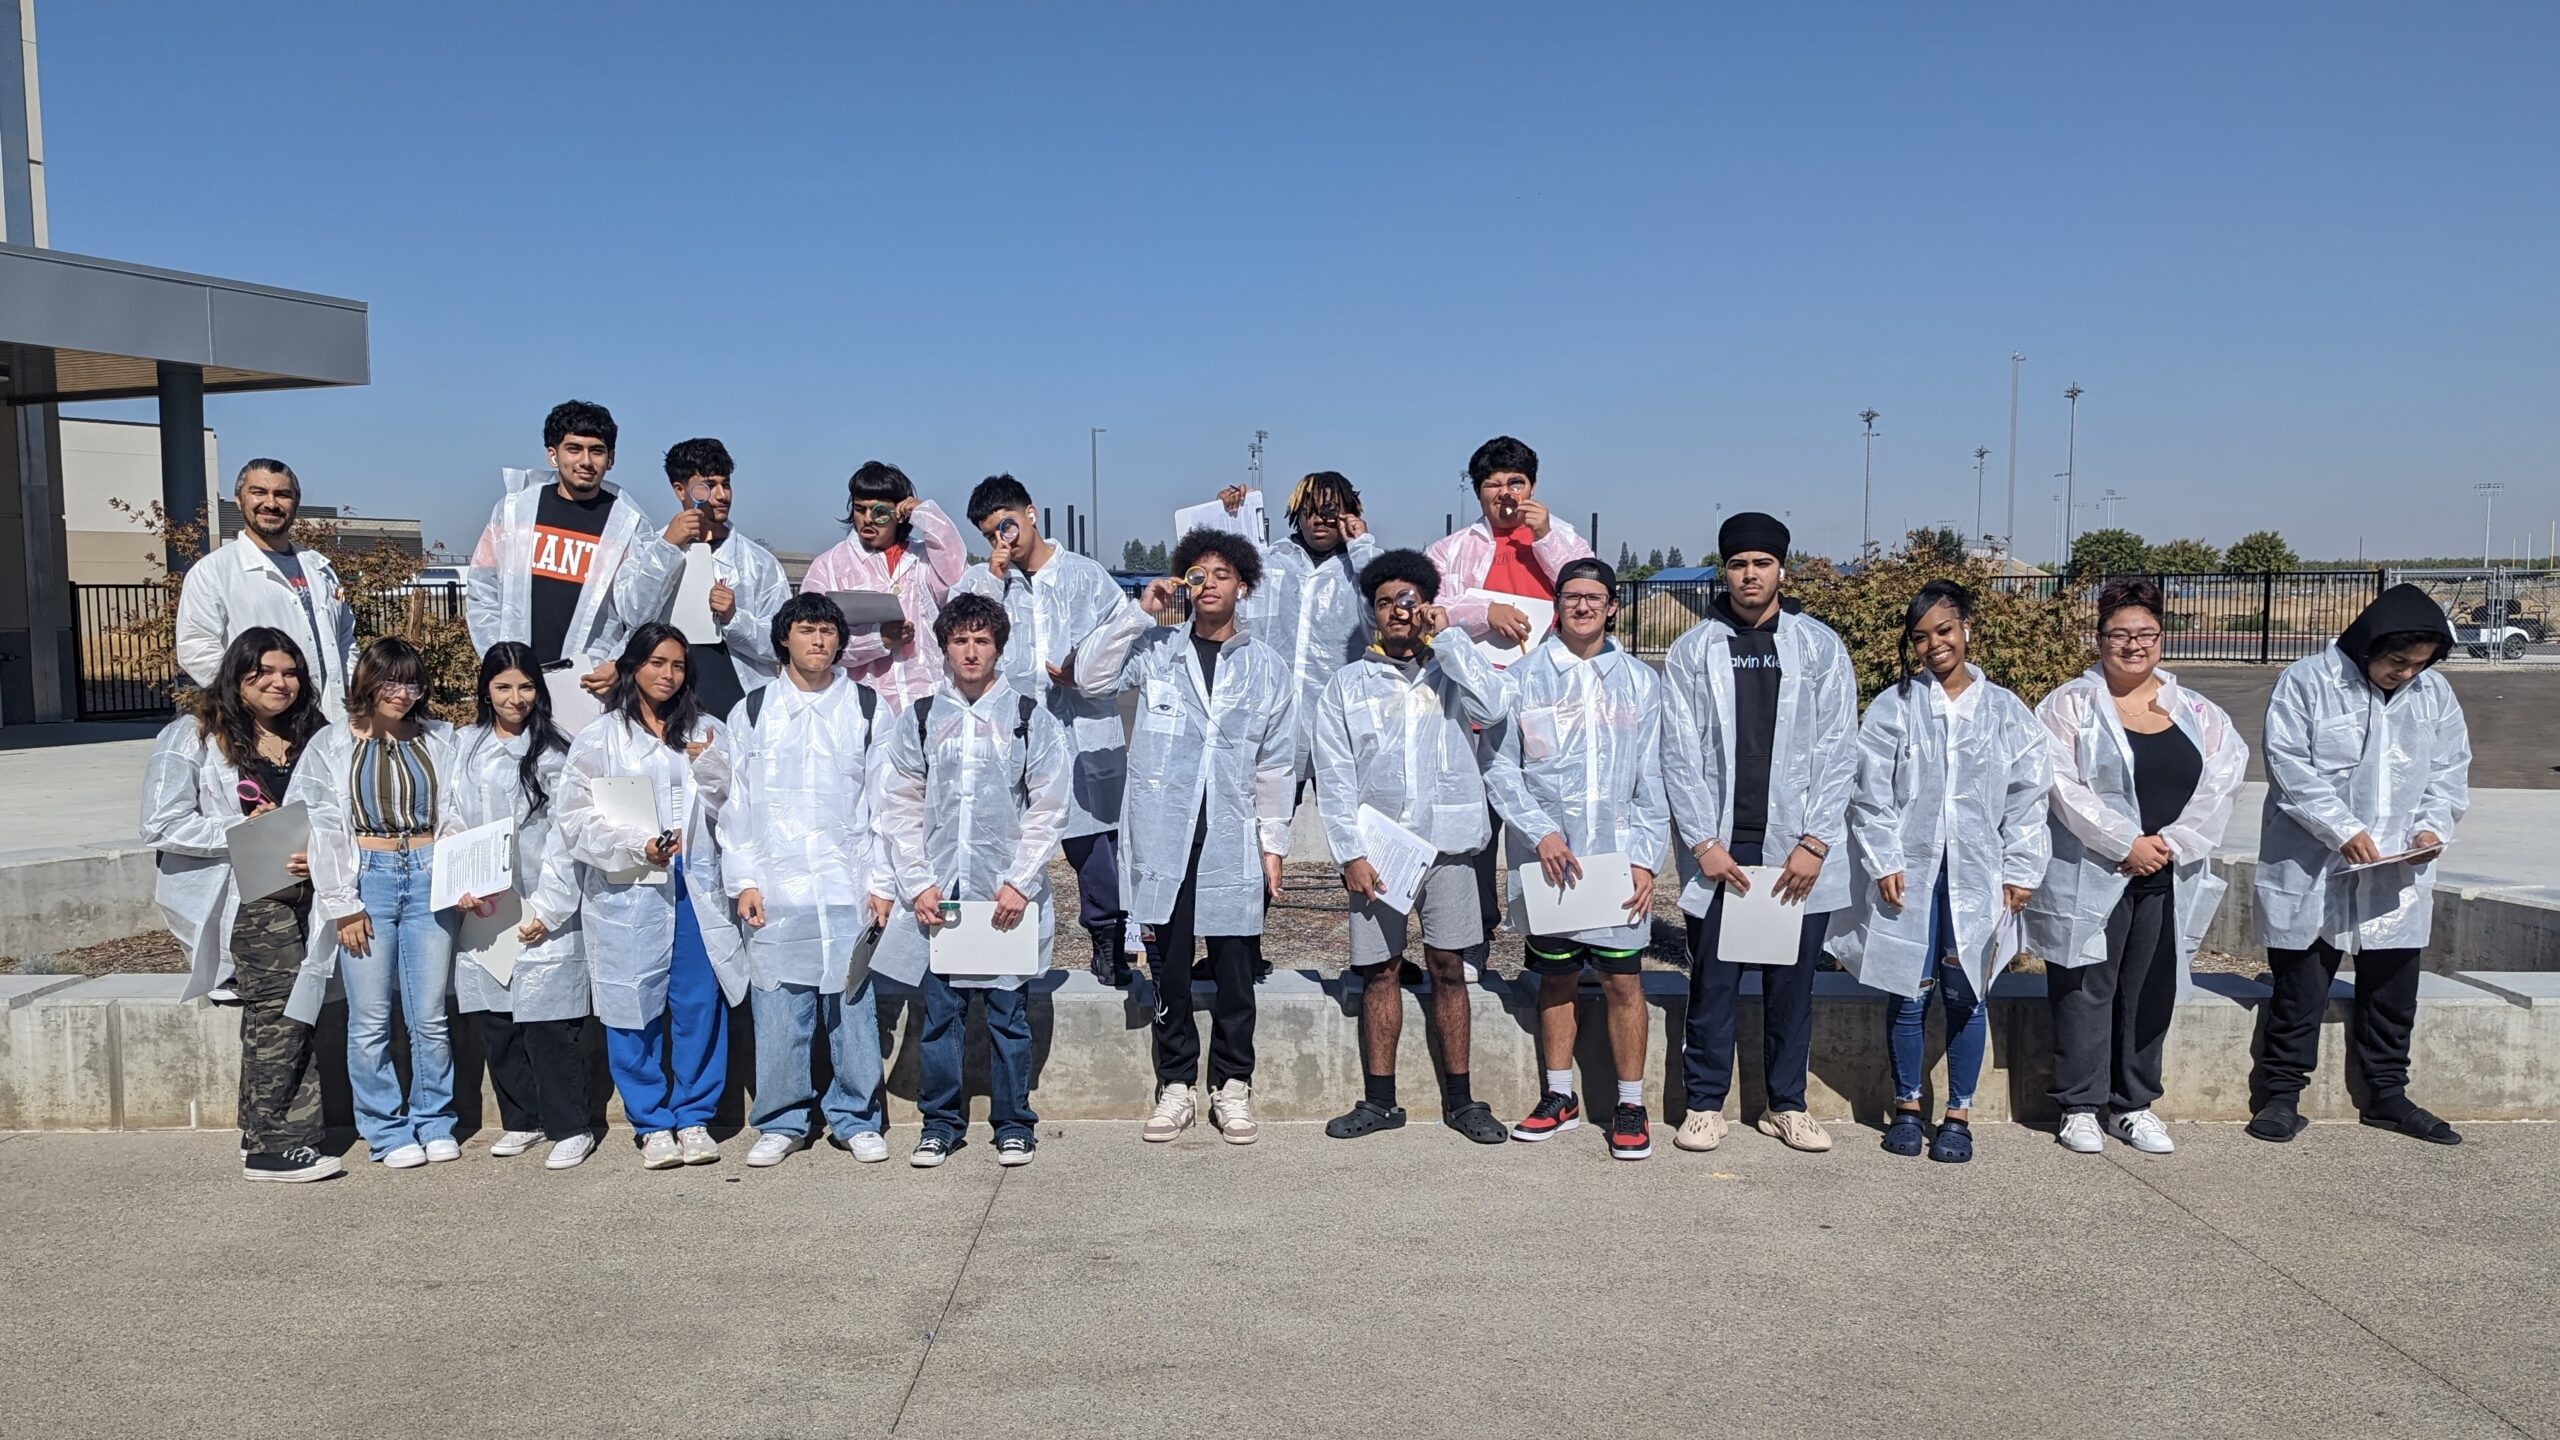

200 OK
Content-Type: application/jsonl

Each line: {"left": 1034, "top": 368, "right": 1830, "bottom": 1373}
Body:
{"left": 674, "top": 543, "right": 723, "bottom": 644}
{"left": 543, "top": 663, "right": 606, "bottom": 735}
{"left": 225, "top": 801, "right": 311, "bottom": 902}
{"left": 1463, "top": 588, "right": 1556, "bottom": 666}
{"left": 927, "top": 902, "right": 1041, "bottom": 976}
{"left": 2344, "top": 840, "right": 2452, "bottom": 872}
{"left": 456, "top": 889, "right": 525, "bottom": 987}
{"left": 1516, "top": 850, "right": 1638, "bottom": 935}
{"left": 1174, "top": 492, "right": 1267, "bottom": 550}
{"left": 825, "top": 590, "right": 910, "bottom": 627}
{"left": 1355, "top": 803, "right": 1437, "bottom": 913}
{"left": 429, "top": 817, "right": 516, "bottom": 911}
{"left": 590, "top": 774, "right": 669, "bottom": 887}
{"left": 1711, "top": 866, "right": 1810, "bottom": 965}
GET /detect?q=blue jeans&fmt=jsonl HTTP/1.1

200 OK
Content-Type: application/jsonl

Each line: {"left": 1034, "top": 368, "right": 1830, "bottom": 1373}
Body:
{"left": 916, "top": 972, "right": 1037, "bottom": 1144}
{"left": 749, "top": 979, "right": 886, "bottom": 1140}
{"left": 602, "top": 860, "right": 729, "bottom": 1136}
{"left": 1886, "top": 869, "right": 1987, "bottom": 1111}
{"left": 342, "top": 844, "right": 458, "bottom": 1153}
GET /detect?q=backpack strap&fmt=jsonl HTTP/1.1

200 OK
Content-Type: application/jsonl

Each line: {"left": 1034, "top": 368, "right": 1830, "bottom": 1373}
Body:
{"left": 914, "top": 696, "right": 934, "bottom": 789}
{"left": 744, "top": 685, "right": 766, "bottom": 728}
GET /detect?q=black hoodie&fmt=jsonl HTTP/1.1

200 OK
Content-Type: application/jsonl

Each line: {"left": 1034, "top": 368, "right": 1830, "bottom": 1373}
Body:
{"left": 2336, "top": 583, "right": 2452, "bottom": 700}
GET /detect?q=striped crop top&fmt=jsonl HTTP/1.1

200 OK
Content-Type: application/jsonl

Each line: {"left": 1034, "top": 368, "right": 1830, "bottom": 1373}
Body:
{"left": 349, "top": 734, "right": 439, "bottom": 838}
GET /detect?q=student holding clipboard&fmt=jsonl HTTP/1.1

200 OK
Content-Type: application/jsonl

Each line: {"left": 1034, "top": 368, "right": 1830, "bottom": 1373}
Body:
{"left": 139, "top": 628, "right": 341, "bottom": 1182}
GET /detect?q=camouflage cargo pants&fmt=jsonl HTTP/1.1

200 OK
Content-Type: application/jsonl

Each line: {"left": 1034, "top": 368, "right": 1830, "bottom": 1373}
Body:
{"left": 233, "top": 887, "right": 323, "bottom": 1153}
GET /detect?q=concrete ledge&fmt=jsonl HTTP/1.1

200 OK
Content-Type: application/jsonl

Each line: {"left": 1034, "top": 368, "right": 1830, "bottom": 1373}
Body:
{"left": 7, "top": 968, "right": 2559, "bottom": 1135}
{"left": 2204, "top": 853, "right": 2560, "bottom": 976}
{"left": 0, "top": 841, "right": 161, "bottom": 959}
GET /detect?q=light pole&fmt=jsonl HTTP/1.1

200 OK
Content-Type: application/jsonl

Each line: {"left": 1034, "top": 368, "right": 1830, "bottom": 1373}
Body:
{"left": 2062, "top": 383, "right": 2085, "bottom": 554}
{"left": 1859, "top": 408, "right": 1881, "bottom": 554}
{"left": 1972, "top": 446, "right": 1991, "bottom": 550}
{"left": 2096, "top": 487, "right": 2124, "bottom": 529}
{"left": 1088, "top": 427, "right": 1105, "bottom": 560}
{"left": 2006, "top": 353, "right": 2024, "bottom": 552}
{"left": 2475, "top": 482, "right": 2503, "bottom": 573}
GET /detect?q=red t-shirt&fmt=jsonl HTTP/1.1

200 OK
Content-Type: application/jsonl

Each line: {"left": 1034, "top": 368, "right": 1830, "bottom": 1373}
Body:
{"left": 1480, "top": 525, "right": 1551, "bottom": 600}
{"left": 878, "top": 542, "right": 907, "bottom": 575}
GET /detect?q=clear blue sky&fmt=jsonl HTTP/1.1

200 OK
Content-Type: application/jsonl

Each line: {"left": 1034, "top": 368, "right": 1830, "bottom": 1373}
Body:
{"left": 37, "top": 3, "right": 2560, "bottom": 567}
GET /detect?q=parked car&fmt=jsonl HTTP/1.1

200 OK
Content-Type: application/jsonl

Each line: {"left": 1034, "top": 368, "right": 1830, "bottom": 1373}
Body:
{"left": 2454, "top": 619, "right": 2532, "bottom": 660}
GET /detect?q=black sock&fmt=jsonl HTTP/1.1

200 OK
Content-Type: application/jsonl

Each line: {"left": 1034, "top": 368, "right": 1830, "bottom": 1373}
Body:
{"left": 1441, "top": 1071, "right": 1473, "bottom": 1111}
{"left": 1364, "top": 1073, "right": 1396, "bottom": 1109}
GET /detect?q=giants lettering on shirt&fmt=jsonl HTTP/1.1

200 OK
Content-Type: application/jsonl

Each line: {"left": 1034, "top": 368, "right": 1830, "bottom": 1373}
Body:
{"left": 530, "top": 526, "right": 602, "bottom": 585}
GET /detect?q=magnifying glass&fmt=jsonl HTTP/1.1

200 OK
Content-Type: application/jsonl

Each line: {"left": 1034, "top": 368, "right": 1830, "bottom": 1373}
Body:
{"left": 1182, "top": 567, "right": 1210, "bottom": 592}
{"left": 995, "top": 517, "right": 1020, "bottom": 545}
{"left": 237, "top": 779, "right": 268, "bottom": 808}
{"left": 857, "top": 501, "right": 900, "bottom": 525}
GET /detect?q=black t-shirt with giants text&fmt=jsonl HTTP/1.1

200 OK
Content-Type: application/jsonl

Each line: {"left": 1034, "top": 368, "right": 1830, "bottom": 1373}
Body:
{"left": 528, "top": 486, "right": 618, "bottom": 665}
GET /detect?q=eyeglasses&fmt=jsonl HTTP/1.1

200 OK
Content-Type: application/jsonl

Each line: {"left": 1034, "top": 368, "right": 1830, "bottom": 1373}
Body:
{"left": 2100, "top": 630, "right": 2162, "bottom": 649}
{"left": 1373, "top": 589, "right": 1424, "bottom": 613}
{"left": 379, "top": 683, "right": 424, "bottom": 701}
{"left": 1559, "top": 591, "right": 1612, "bottom": 612}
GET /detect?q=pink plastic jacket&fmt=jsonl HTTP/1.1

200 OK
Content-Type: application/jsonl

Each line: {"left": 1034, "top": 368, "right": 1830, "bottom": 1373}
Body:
{"left": 797, "top": 500, "right": 967, "bottom": 711}
{"left": 1424, "top": 518, "right": 1594, "bottom": 639}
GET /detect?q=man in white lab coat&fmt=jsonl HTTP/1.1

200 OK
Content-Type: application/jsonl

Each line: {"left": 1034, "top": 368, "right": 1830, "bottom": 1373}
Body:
{"left": 615, "top": 437, "right": 793, "bottom": 723}
{"left": 176, "top": 459, "right": 358, "bottom": 723}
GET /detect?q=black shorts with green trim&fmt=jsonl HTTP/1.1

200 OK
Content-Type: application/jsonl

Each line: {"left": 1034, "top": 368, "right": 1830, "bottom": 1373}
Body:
{"left": 1523, "top": 936, "right": 1644, "bottom": 977}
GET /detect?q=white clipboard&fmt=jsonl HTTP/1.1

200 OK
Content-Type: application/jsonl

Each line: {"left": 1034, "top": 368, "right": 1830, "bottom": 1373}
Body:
{"left": 543, "top": 661, "right": 606, "bottom": 735}
{"left": 456, "top": 890, "right": 525, "bottom": 987}
{"left": 1516, "top": 850, "right": 1637, "bottom": 935}
{"left": 1464, "top": 588, "right": 1555, "bottom": 666}
{"left": 2344, "top": 840, "right": 2452, "bottom": 872}
{"left": 1175, "top": 492, "right": 1266, "bottom": 549}
{"left": 429, "top": 817, "right": 516, "bottom": 911}
{"left": 1355, "top": 804, "right": 1436, "bottom": 913}
{"left": 927, "top": 902, "right": 1041, "bottom": 976}
{"left": 825, "top": 590, "right": 909, "bottom": 627}
{"left": 1712, "top": 866, "right": 1808, "bottom": 965}
{"left": 590, "top": 774, "right": 669, "bottom": 887}
{"left": 225, "top": 801, "right": 311, "bottom": 902}
{"left": 844, "top": 923, "right": 885, "bottom": 991}
{"left": 674, "top": 543, "right": 723, "bottom": 644}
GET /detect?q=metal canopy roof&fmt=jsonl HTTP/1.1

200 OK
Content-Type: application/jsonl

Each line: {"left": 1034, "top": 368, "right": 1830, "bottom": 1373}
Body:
{"left": 0, "top": 242, "right": 368, "bottom": 402}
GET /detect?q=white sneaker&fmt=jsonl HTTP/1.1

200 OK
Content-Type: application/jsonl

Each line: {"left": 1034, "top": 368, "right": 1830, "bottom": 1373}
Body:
{"left": 2057, "top": 1112, "right": 2105, "bottom": 1154}
{"left": 489, "top": 1129, "right": 544, "bottom": 1158}
{"left": 379, "top": 1143, "right": 428, "bottom": 1169}
{"left": 423, "top": 1137, "right": 462, "bottom": 1164}
{"left": 677, "top": 1125, "right": 720, "bottom": 1165}
{"left": 746, "top": 1132, "right": 807, "bottom": 1168}
{"left": 846, "top": 1132, "right": 890, "bottom": 1164}
{"left": 2108, "top": 1108, "right": 2176, "bottom": 1155}
{"left": 639, "top": 1131, "right": 682, "bottom": 1169}
{"left": 1209, "top": 1079, "right": 1259, "bottom": 1145}
{"left": 1143, "top": 1083, "right": 1196, "bottom": 1143}
{"left": 544, "top": 1132, "right": 595, "bottom": 1170}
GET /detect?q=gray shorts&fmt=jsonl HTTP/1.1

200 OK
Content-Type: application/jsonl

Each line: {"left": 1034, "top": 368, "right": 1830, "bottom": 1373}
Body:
{"left": 1348, "top": 852, "right": 1487, "bottom": 968}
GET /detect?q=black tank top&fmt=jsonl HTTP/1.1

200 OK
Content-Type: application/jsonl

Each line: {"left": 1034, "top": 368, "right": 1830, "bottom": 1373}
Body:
{"left": 2125, "top": 723, "right": 2202, "bottom": 895}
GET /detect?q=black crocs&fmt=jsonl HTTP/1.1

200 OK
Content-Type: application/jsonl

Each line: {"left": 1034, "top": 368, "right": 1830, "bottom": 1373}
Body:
{"left": 1326, "top": 1099, "right": 1407, "bottom": 1139}
{"left": 1444, "top": 1100, "right": 1509, "bottom": 1145}
{"left": 2362, "top": 1104, "right": 2462, "bottom": 1146}
{"left": 1927, "top": 1117, "right": 1974, "bottom": 1164}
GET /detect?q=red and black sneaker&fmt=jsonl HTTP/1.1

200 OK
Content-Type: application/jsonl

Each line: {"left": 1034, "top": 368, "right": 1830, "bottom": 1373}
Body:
{"left": 1511, "top": 1090, "right": 1583, "bottom": 1142}
{"left": 1608, "top": 1103, "right": 1653, "bottom": 1160}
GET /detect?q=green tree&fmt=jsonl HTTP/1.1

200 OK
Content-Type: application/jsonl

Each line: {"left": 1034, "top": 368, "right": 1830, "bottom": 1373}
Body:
{"left": 1906, "top": 526, "right": 1968, "bottom": 564}
{"left": 2148, "top": 537, "right": 2221, "bottom": 574}
{"left": 1648, "top": 548, "right": 1665, "bottom": 569}
{"left": 2224, "top": 530, "right": 2299, "bottom": 573}
{"left": 1144, "top": 541, "right": 1170, "bottom": 572}
{"left": 1793, "top": 534, "right": 2088, "bottom": 705}
{"left": 2068, "top": 527, "right": 2151, "bottom": 583}
{"left": 1120, "top": 538, "right": 1150, "bottom": 571}
{"left": 1664, "top": 545, "right": 1686, "bottom": 569}
{"left": 1617, "top": 542, "right": 1637, "bottom": 571}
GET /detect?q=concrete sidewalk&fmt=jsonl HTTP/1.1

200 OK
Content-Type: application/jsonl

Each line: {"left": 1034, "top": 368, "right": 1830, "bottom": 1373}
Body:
{"left": 1, "top": 1124, "right": 2553, "bottom": 1439}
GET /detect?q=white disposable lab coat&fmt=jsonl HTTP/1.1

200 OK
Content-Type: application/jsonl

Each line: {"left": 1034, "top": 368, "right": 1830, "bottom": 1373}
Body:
{"left": 869, "top": 678, "right": 1072, "bottom": 990}
{"left": 175, "top": 536, "right": 359, "bottom": 722}
{"left": 1311, "top": 631, "right": 1515, "bottom": 864}
{"left": 1483, "top": 637, "right": 1670, "bottom": 951}
{"left": 555, "top": 712, "right": 747, "bottom": 1028}
{"left": 617, "top": 527, "right": 795, "bottom": 687}
{"left": 1825, "top": 667, "right": 2052, "bottom": 999}
{"left": 1240, "top": 531, "right": 1379, "bottom": 776}
{"left": 1424, "top": 518, "right": 1594, "bottom": 641}
{"left": 710, "top": 676, "right": 885, "bottom": 992}
{"left": 2025, "top": 668, "right": 2248, "bottom": 989}
{"left": 1087, "top": 625, "right": 1297, "bottom": 937}
{"left": 465, "top": 469, "right": 661, "bottom": 663}
{"left": 137, "top": 715, "right": 349, "bottom": 1016}
{"left": 2255, "top": 644, "right": 2471, "bottom": 953}
{"left": 798, "top": 501, "right": 969, "bottom": 710}
{"left": 446, "top": 724, "right": 589, "bottom": 1021}
{"left": 1659, "top": 605, "right": 1861, "bottom": 919}
{"left": 950, "top": 549, "right": 1150, "bottom": 839}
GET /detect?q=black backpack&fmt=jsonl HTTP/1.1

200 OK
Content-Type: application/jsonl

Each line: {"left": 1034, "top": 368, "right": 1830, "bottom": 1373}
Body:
{"left": 742, "top": 680, "right": 877, "bottom": 731}
{"left": 913, "top": 692, "right": 1038, "bottom": 791}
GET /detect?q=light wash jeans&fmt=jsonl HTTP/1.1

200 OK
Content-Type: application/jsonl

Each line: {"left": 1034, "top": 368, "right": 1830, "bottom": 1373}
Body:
{"left": 749, "top": 979, "right": 886, "bottom": 1140}
{"left": 1884, "top": 867, "right": 1987, "bottom": 1111}
{"left": 342, "top": 844, "right": 459, "bottom": 1153}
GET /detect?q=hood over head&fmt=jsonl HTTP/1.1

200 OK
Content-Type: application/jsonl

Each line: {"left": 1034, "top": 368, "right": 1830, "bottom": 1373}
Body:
{"left": 2336, "top": 582, "right": 2452, "bottom": 673}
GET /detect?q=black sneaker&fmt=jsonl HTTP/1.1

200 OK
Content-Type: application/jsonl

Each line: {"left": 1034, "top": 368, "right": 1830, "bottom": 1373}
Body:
{"left": 1510, "top": 1090, "right": 1583, "bottom": 1142}
{"left": 910, "top": 1135, "right": 960, "bottom": 1168}
{"left": 1607, "top": 1103, "right": 1653, "bottom": 1161}
{"left": 2247, "top": 1097, "right": 2308, "bottom": 1143}
{"left": 1444, "top": 1100, "right": 1508, "bottom": 1145}
{"left": 996, "top": 1134, "right": 1037, "bottom": 1167}
{"left": 1253, "top": 959, "right": 1274, "bottom": 984}
{"left": 242, "top": 1146, "right": 343, "bottom": 1183}
{"left": 1325, "top": 1099, "right": 1407, "bottom": 1139}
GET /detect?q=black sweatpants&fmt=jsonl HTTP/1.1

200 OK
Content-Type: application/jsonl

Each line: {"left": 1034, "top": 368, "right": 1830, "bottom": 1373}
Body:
{"left": 479, "top": 1011, "right": 590, "bottom": 1140}
{"left": 2047, "top": 884, "right": 2181, "bottom": 1115}
{"left": 2250, "top": 941, "right": 2423, "bottom": 1109}
{"left": 1149, "top": 829, "right": 1259, "bottom": 1090}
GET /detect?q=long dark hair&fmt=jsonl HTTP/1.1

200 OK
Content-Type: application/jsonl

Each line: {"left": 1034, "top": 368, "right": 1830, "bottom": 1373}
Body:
{"left": 473, "top": 642, "right": 570, "bottom": 816}
{"left": 187, "top": 626, "right": 325, "bottom": 771}
{"left": 1896, "top": 579, "right": 1975, "bottom": 696}
{"left": 606, "top": 622, "right": 700, "bottom": 751}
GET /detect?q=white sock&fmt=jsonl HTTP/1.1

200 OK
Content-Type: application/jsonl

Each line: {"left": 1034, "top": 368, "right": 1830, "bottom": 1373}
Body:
{"left": 1617, "top": 1080, "right": 1645, "bottom": 1107}
{"left": 1544, "top": 1069, "right": 1574, "bottom": 1098}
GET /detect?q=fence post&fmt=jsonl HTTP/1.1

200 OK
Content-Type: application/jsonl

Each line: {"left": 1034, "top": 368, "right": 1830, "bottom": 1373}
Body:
{"left": 2258, "top": 571, "right": 2275, "bottom": 665}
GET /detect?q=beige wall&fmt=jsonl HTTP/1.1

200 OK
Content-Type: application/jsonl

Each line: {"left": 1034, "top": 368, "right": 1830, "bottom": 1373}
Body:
{"left": 58, "top": 418, "right": 218, "bottom": 585}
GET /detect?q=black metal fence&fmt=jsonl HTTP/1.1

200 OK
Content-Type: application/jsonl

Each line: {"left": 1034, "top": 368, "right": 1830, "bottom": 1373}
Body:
{"left": 1614, "top": 570, "right": 2386, "bottom": 662}
{"left": 67, "top": 581, "right": 470, "bottom": 721}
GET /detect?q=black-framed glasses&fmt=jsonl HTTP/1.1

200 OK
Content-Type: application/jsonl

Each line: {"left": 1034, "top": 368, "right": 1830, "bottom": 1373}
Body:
{"left": 1558, "top": 591, "right": 1612, "bottom": 612}
{"left": 2100, "top": 629, "right": 2163, "bottom": 649}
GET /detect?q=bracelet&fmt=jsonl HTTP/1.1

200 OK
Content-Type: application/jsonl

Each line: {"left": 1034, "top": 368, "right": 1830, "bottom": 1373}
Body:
{"left": 1795, "top": 838, "right": 1827, "bottom": 859}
